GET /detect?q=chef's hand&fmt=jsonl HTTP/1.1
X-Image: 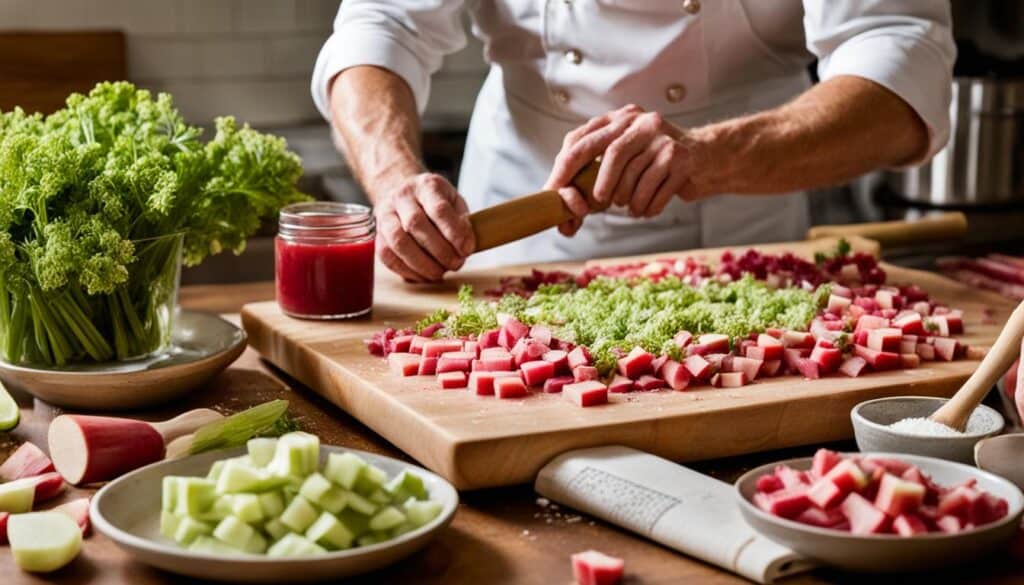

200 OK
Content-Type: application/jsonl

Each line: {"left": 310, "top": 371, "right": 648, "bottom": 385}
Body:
{"left": 547, "top": 104, "right": 701, "bottom": 219}
{"left": 375, "top": 173, "right": 476, "bottom": 283}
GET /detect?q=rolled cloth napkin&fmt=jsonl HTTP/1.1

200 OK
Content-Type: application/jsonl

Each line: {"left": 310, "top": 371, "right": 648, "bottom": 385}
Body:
{"left": 534, "top": 446, "right": 816, "bottom": 584}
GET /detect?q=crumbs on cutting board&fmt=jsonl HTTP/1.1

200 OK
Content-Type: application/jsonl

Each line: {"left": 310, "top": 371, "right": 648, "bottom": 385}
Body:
{"left": 533, "top": 496, "right": 592, "bottom": 527}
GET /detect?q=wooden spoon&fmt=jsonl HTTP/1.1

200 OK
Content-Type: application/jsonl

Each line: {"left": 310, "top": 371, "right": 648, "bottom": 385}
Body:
{"left": 469, "top": 160, "right": 602, "bottom": 253}
{"left": 48, "top": 408, "right": 223, "bottom": 485}
{"left": 931, "top": 299, "right": 1024, "bottom": 431}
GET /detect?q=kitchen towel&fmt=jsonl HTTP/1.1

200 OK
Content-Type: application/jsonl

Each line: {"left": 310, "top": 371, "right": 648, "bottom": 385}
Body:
{"left": 534, "top": 446, "right": 816, "bottom": 584}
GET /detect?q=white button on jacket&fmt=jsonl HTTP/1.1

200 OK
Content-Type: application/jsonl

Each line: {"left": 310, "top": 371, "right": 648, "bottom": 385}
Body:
{"left": 312, "top": 0, "right": 955, "bottom": 268}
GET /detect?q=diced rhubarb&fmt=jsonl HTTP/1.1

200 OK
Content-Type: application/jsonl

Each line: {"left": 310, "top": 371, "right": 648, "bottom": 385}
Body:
{"left": 469, "top": 372, "right": 496, "bottom": 395}
{"left": 409, "top": 335, "right": 431, "bottom": 353}
{"left": 542, "top": 350, "right": 569, "bottom": 373}
{"left": 893, "top": 311, "right": 924, "bottom": 335}
{"left": 933, "top": 337, "right": 958, "bottom": 362}
{"left": 761, "top": 360, "right": 782, "bottom": 377}
{"left": 512, "top": 338, "right": 548, "bottom": 367}
{"left": 673, "top": 331, "right": 693, "bottom": 350}
{"left": 875, "top": 289, "right": 897, "bottom": 310}
{"left": 916, "top": 343, "right": 936, "bottom": 361}
{"left": 692, "top": 333, "right": 730, "bottom": 355}
{"left": 520, "top": 360, "right": 556, "bottom": 386}
{"left": 807, "top": 478, "right": 845, "bottom": 509}
{"left": 840, "top": 492, "right": 889, "bottom": 535}
{"left": 811, "top": 449, "right": 843, "bottom": 478}
{"left": 475, "top": 356, "right": 515, "bottom": 371}
{"left": 660, "top": 360, "right": 691, "bottom": 391}
{"left": 438, "top": 371, "right": 467, "bottom": 390}
{"left": 0, "top": 442, "right": 55, "bottom": 482}
{"left": 854, "top": 314, "right": 890, "bottom": 334}
{"left": 729, "top": 356, "right": 763, "bottom": 381}
{"left": 711, "top": 371, "right": 747, "bottom": 388}
{"left": 782, "top": 348, "right": 805, "bottom": 373}
{"left": 529, "top": 325, "right": 552, "bottom": 346}
{"left": 781, "top": 331, "right": 815, "bottom": 349}
{"left": 418, "top": 357, "right": 438, "bottom": 376}
{"left": 809, "top": 345, "right": 841, "bottom": 373}
{"left": 437, "top": 355, "right": 472, "bottom": 373}
{"left": 567, "top": 346, "right": 592, "bottom": 369}
{"left": 827, "top": 294, "right": 852, "bottom": 314}
{"left": 0, "top": 512, "right": 6, "bottom": 544}
{"left": 564, "top": 381, "right": 608, "bottom": 407}
{"left": 838, "top": 356, "right": 867, "bottom": 378}
{"left": 607, "top": 375, "right": 635, "bottom": 394}
{"left": 757, "top": 474, "right": 785, "bottom": 494}
{"left": 755, "top": 488, "right": 811, "bottom": 519}
{"left": 573, "top": 366, "right": 599, "bottom": 382}
{"left": 867, "top": 328, "right": 902, "bottom": 353}
{"left": 571, "top": 550, "right": 624, "bottom": 585}
{"left": 825, "top": 459, "right": 869, "bottom": 492}
{"left": 635, "top": 376, "right": 666, "bottom": 391}
{"left": 463, "top": 341, "right": 479, "bottom": 357}
{"left": 900, "top": 353, "right": 921, "bottom": 369}
{"left": 481, "top": 347, "right": 513, "bottom": 359}
{"left": 796, "top": 358, "right": 819, "bottom": 380}
{"left": 853, "top": 345, "right": 900, "bottom": 370}
{"left": 682, "top": 355, "right": 713, "bottom": 380}
{"left": 893, "top": 513, "right": 929, "bottom": 536}
{"left": 422, "top": 339, "right": 464, "bottom": 358}
{"left": 390, "top": 335, "right": 414, "bottom": 353}
{"left": 754, "top": 334, "right": 783, "bottom": 358}
{"left": 494, "top": 376, "right": 529, "bottom": 399}
{"left": 617, "top": 346, "right": 655, "bottom": 378}
{"left": 928, "top": 316, "right": 951, "bottom": 337}
{"left": 936, "top": 515, "right": 963, "bottom": 534}
{"left": 775, "top": 465, "right": 811, "bottom": 489}
{"left": 387, "top": 353, "right": 421, "bottom": 377}
{"left": 543, "top": 375, "right": 574, "bottom": 394}
{"left": 899, "top": 338, "right": 917, "bottom": 355}
{"left": 478, "top": 328, "right": 500, "bottom": 349}
{"left": 795, "top": 507, "right": 846, "bottom": 528}
{"left": 875, "top": 473, "right": 926, "bottom": 516}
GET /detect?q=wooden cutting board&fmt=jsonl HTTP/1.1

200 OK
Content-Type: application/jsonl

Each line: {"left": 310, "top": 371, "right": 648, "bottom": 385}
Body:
{"left": 241, "top": 238, "right": 1015, "bottom": 490}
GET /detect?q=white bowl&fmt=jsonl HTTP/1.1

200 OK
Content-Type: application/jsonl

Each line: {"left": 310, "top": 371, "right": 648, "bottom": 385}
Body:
{"left": 91, "top": 445, "right": 458, "bottom": 583}
{"left": 735, "top": 453, "right": 1024, "bottom": 572}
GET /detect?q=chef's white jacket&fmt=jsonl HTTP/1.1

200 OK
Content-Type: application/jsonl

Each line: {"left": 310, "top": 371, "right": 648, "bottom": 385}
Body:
{"left": 312, "top": 0, "right": 955, "bottom": 268}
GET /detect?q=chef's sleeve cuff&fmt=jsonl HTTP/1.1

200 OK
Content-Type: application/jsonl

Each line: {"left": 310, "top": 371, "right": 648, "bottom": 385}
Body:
{"left": 819, "top": 28, "right": 956, "bottom": 165}
{"left": 311, "top": 28, "right": 433, "bottom": 120}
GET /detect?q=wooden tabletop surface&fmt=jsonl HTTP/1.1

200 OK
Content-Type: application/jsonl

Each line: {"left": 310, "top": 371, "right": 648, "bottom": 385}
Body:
{"left": 3, "top": 280, "right": 1024, "bottom": 585}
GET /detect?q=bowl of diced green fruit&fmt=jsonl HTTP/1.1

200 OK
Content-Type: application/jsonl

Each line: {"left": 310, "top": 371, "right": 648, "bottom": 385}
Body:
{"left": 89, "top": 432, "right": 458, "bottom": 583}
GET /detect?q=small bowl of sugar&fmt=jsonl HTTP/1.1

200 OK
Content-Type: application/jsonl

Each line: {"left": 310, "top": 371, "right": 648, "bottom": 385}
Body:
{"left": 851, "top": 396, "right": 1004, "bottom": 464}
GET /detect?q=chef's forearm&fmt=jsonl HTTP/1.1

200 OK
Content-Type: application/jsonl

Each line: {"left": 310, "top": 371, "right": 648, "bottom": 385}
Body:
{"left": 329, "top": 66, "right": 426, "bottom": 204}
{"left": 687, "top": 75, "right": 929, "bottom": 199}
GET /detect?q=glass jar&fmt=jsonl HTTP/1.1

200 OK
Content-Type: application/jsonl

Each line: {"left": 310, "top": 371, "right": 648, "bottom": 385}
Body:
{"left": 275, "top": 202, "right": 375, "bottom": 319}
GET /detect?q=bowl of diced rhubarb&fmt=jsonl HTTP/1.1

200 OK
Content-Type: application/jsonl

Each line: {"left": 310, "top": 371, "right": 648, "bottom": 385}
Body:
{"left": 735, "top": 449, "right": 1024, "bottom": 572}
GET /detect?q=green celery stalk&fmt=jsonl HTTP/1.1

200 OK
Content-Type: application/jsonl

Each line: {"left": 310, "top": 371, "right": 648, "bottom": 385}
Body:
{"left": 188, "top": 400, "right": 291, "bottom": 455}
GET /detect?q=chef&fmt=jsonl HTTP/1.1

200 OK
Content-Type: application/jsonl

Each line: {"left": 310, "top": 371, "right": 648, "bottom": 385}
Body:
{"left": 312, "top": 1, "right": 955, "bottom": 282}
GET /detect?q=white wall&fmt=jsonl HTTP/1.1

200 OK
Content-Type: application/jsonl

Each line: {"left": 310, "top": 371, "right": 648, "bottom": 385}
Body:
{"left": 0, "top": 0, "right": 487, "bottom": 129}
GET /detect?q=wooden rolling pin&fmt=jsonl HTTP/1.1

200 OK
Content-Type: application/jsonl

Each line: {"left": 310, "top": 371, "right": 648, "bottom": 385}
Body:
{"left": 469, "top": 161, "right": 602, "bottom": 252}
{"left": 806, "top": 212, "right": 967, "bottom": 248}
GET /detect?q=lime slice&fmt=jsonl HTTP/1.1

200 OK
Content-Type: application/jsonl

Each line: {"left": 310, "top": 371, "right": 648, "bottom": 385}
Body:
{"left": 0, "top": 380, "right": 20, "bottom": 431}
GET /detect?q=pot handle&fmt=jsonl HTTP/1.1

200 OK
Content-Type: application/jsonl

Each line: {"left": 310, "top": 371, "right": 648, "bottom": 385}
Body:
{"left": 806, "top": 212, "right": 967, "bottom": 248}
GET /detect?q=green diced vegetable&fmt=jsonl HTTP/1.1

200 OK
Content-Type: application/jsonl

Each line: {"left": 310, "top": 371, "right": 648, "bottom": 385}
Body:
{"left": 324, "top": 452, "right": 366, "bottom": 490}
{"left": 215, "top": 460, "right": 287, "bottom": 494}
{"left": 197, "top": 496, "right": 233, "bottom": 523}
{"left": 345, "top": 492, "right": 378, "bottom": 516}
{"left": 212, "top": 516, "right": 255, "bottom": 550}
{"left": 404, "top": 498, "right": 443, "bottom": 528}
{"left": 247, "top": 438, "right": 278, "bottom": 467}
{"left": 280, "top": 496, "right": 319, "bottom": 533}
{"left": 386, "top": 470, "right": 428, "bottom": 502}
{"left": 353, "top": 465, "right": 387, "bottom": 497}
{"left": 173, "top": 516, "right": 213, "bottom": 546}
{"left": 268, "top": 432, "right": 319, "bottom": 478}
{"left": 175, "top": 478, "right": 215, "bottom": 516}
{"left": 336, "top": 508, "right": 371, "bottom": 537}
{"left": 267, "top": 534, "right": 327, "bottom": 557}
{"left": 160, "top": 511, "right": 181, "bottom": 540}
{"left": 298, "top": 473, "right": 332, "bottom": 503}
{"left": 368, "top": 506, "right": 406, "bottom": 532}
{"left": 229, "top": 493, "right": 264, "bottom": 524}
{"left": 189, "top": 535, "right": 240, "bottom": 555}
{"left": 305, "top": 512, "right": 354, "bottom": 551}
{"left": 161, "top": 477, "right": 180, "bottom": 513}
{"left": 258, "top": 491, "right": 285, "bottom": 518}
{"left": 263, "top": 518, "right": 290, "bottom": 541}
{"left": 243, "top": 531, "right": 268, "bottom": 555}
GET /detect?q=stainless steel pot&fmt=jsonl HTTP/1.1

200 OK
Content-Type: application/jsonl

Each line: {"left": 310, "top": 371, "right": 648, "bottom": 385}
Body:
{"left": 888, "top": 77, "right": 1024, "bottom": 207}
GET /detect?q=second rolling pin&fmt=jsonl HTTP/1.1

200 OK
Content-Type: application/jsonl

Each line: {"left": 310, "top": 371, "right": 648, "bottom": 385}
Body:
{"left": 806, "top": 212, "right": 967, "bottom": 248}
{"left": 468, "top": 161, "right": 602, "bottom": 253}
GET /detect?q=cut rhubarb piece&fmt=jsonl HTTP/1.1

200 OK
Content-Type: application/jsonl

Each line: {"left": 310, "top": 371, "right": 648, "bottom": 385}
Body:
{"left": 387, "top": 353, "right": 421, "bottom": 377}
{"left": 660, "top": 360, "right": 691, "bottom": 391}
{"left": 520, "top": 360, "right": 556, "bottom": 386}
{"left": 0, "top": 442, "right": 55, "bottom": 482}
{"left": 761, "top": 360, "right": 782, "bottom": 377}
{"left": 840, "top": 492, "right": 888, "bottom": 535}
{"left": 8, "top": 512, "right": 82, "bottom": 573}
{"left": 728, "top": 356, "right": 763, "bottom": 381}
{"left": 673, "top": 331, "right": 693, "bottom": 350}
{"left": 682, "top": 355, "right": 713, "bottom": 380}
{"left": 617, "top": 346, "right": 655, "bottom": 378}
{"left": 463, "top": 341, "right": 479, "bottom": 357}
{"left": 916, "top": 343, "right": 936, "bottom": 361}
{"left": 52, "top": 498, "right": 91, "bottom": 535}
{"left": 775, "top": 465, "right": 811, "bottom": 489}
{"left": 874, "top": 473, "right": 926, "bottom": 516}
{"left": 893, "top": 311, "right": 924, "bottom": 335}
{"left": 48, "top": 415, "right": 165, "bottom": 486}
{"left": 900, "top": 353, "right": 921, "bottom": 369}
{"left": 542, "top": 376, "right": 574, "bottom": 394}
{"left": 417, "top": 357, "right": 438, "bottom": 376}
{"left": 469, "top": 371, "right": 518, "bottom": 395}
{"left": 528, "top": 325, "right": 552, "bottom": 346}
{"left": 475, "top": 356, "right": 515, "bottom": 371}
{"left": 607, "top": 375, "right": 635, "bottom": 394}
{"left": 650, "top": 355, "right": 668, "bottom": 375}
{"left": 936, "top": 515, "right": 963, "bottom": 534}
{"left": 498, "top": 318, "right": 530, "bottom": 349}
{"left": 781, "top": 331, "right": 815, "bottom": 349}
{"left": 893, "top": 513, "right": 929, "bottom": 536}
{"left": 853, "top": 345, "right": 900, "bottom": 370}
{"left": 541, "top": 350, "right": 569, "bottom": 373}
{"left": 810, "top": 448, "right": 842, "bottom": 478}
{"left": 421, "top": 340, "right": 464, "bottom": 359}
{"left": 807, "top": 478, "right": 845, "bottom": 509}
{"left": 824, "top": 459, "right": 869, "bottom": 492}
{"left": 795, "top": 506, "right": 846, "bottom": 528}
{"left": 932, "top": 337, "right": 958, "bottom": 362}
{"left": 809, "top": 345, "right": 841, "bottom": 373}
{"left": 436, "top": 355, "right": 471, "bottom": 373}
{"left": 0, "top": 472, "right": 65, "bottom": 512}
{"left": 899, "top": 338, "right": 918, "bottom": 355}
{"left": 782, "top": 348, "right": 806, "bottom": 373}
{"left": 692, "top": 333, "right": 730, "bottom": 355}
{"left": 838, "top": 356, "right": 867, "bottom": 378}
{"left": 567, "top": 346, "right": 592, "bottom": 369}
{"left": 573, "top": 366, "right": 600, "bottom": 382}
{"left": 437, "top": 372, "right": 467, "bottom": 390}
{"left": 756, "top": 488, "right": 811, "bottom": 519}
{"left": 757, "top": 333, "right": 783, "bottom": 357}
{"left": 635, "top": 376, "right": 666, "bottom": 391}
{"left": 866, "top": 328, "right": 902, "bottom": 353}
{"left": 854, "top": 314, "right": 890, "bottom": 334}
{"left": 564, "top": 381, "right": 608, "bottom": 407}
{"left": 571, "top": 550, "right": 624, "bottom": 585}
{"left": 712, "top": 371, "right": 747, "bottom": 388}
{"left": 756, "top": 474, "right": 784, "bottom": 494}
{"left": 0, "top": 512, "right": 7, "bottom": 544}
{"left": 494, "top": 376, "right": 529, "bottom": 399}
{"left": 478, "top": 329, "right": 500, "bottom": 349}
{"left": 512, "top": 339, "right": 548, "bottom": 367}
{"left": 390, "top": 335, "right": 413, "bottom": 353}
{"left": 796, "top": 358, "right": 819, "bottom": 380}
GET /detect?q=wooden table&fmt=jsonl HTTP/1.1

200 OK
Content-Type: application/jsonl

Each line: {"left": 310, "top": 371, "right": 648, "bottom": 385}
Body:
{"left": 4, "top": 281, "right": 1024, "bottom": 585}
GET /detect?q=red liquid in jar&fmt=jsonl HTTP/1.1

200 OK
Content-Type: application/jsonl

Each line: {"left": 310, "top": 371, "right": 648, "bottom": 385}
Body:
{"left": 275, "top": 237, "right": 375, "bottom": 318}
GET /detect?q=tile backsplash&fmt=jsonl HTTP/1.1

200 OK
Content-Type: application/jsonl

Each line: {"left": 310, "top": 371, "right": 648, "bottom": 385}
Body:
{"left": 0, "top": 0, "right": 487, "bottom": 129}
